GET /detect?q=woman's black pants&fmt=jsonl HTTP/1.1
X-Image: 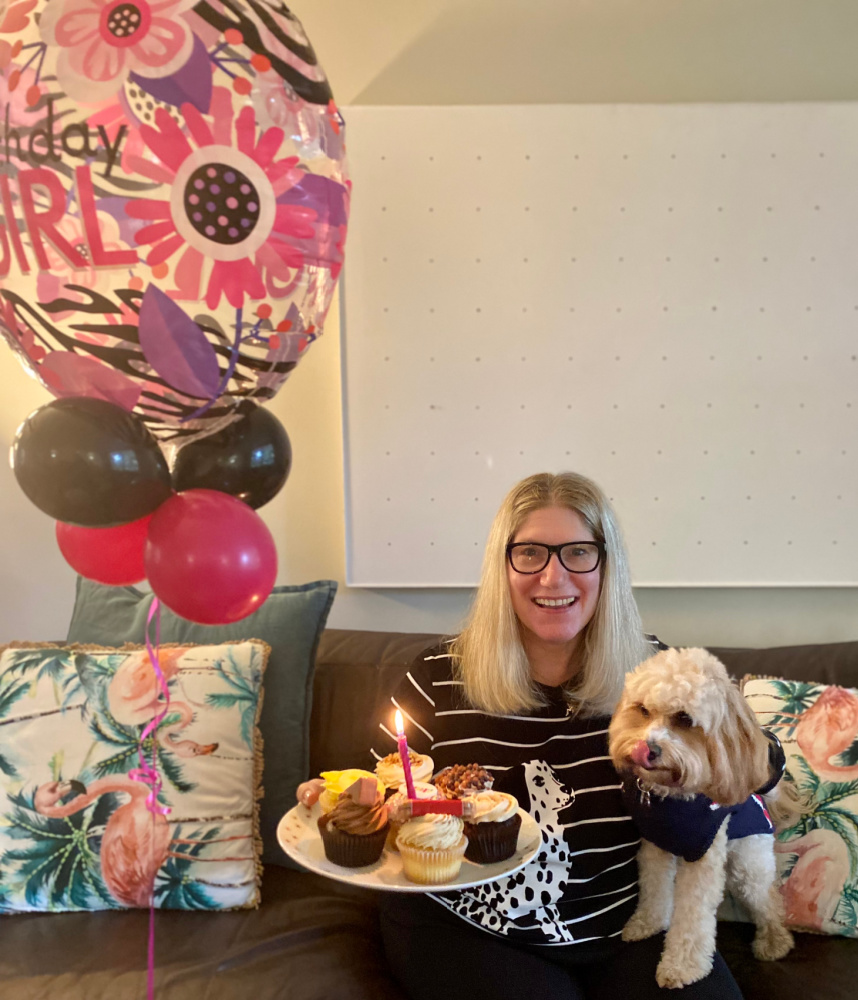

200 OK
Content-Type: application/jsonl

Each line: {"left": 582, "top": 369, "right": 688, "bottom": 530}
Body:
{"left": 379, "top": 894, "right": 744, "bottom": 1000}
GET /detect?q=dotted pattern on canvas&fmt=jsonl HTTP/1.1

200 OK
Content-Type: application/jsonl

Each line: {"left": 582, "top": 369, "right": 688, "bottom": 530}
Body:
{"left": 342, "top": 105, "right": 858, "bottom": 586}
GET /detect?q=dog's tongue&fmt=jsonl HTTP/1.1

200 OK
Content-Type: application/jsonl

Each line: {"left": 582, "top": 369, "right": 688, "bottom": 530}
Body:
{"left": 630, "top": 741, "right": 653, "bottom": 768}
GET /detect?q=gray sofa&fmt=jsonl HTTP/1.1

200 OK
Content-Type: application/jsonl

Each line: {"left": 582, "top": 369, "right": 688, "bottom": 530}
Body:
{"left": 1, "top": 629, "right": 856, "bottom": 999}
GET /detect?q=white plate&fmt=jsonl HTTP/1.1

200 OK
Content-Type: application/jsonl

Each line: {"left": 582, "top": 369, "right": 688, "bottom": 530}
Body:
{"left": 277, "top": 803, "right": 540, "bottom": 893}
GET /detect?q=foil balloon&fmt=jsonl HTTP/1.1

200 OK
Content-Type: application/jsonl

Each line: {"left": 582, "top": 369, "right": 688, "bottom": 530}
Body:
{"left": 0, "top": 0, "right": 349, "bottom": 445}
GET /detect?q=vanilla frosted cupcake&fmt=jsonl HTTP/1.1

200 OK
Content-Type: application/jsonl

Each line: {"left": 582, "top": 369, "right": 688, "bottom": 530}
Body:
{"left": 396, "top": 813, "right": 467, "bottom": 885}
{"left": 385, "top": 781, "right": 443, "bottom": 851}
{"left": 463, "top": 791, "right": 521, "bottom": 864}
{"left": 318, "top": 769, "right": 385, "bottom": 813}
{"left": 375, "top": 750, "right": 434, "bottom": 792}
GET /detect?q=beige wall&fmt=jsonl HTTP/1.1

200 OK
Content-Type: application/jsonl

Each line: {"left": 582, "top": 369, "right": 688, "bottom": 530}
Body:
{"left": 4, "top": 0, "right": 858, "bottom": 644}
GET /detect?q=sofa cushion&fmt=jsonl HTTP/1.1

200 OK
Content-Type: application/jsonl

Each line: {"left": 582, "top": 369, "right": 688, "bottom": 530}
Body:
{"left": 67, "top": 578, "right": 337, "bottom": 867}
{"left": 709, "top": 642, "right": 858, "bottom": 689}
{"left": 0, "top": 640, "right": 266, "bottom": 912}
{"left": 717, "top": 922, "right": 858, "bottom": 1000}
{"left": 310, "top": 630, "right": 441, "bottom": 778}
{"left": 743, "top": 675, "right": 858, "bottom": 938}
{"left": 0, "top": 866, "right": 406, "bottom": 1000}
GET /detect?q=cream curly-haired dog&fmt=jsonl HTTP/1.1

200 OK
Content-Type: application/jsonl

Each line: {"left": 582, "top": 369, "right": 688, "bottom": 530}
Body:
{"left": 608, "top": 647, "right": 794, "bottom": 989}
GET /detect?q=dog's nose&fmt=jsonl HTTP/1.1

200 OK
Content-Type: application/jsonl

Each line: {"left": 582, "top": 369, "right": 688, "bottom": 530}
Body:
{"left": 645, "top": 741, "right": 662, "bottom": 763}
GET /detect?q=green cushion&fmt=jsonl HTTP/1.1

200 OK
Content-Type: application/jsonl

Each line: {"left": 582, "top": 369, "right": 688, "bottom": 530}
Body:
{"left": 67, "top": 577, "right": 337, "bottom": 867}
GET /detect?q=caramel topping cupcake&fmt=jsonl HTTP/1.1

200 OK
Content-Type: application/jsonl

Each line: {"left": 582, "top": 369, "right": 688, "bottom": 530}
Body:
{"left": 433, "top": 763, "right": 494, "bottom": 799}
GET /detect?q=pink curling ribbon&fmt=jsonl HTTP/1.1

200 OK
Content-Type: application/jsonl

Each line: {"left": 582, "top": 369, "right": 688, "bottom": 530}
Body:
{"left": 128, "top": 597, "right": 171, "bottom": 1000}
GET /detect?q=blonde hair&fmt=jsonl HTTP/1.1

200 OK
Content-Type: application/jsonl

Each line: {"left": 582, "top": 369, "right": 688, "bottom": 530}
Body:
{"left": 450, "top": 472, "right": 651, "bottom": 717}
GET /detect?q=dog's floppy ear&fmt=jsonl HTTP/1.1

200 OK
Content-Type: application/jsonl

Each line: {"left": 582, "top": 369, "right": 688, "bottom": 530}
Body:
{"left": 607, "top": 686, "right": 638, "bottom": 770}
{"left": 704, "top": 679, "right": 771, "bottom": 806}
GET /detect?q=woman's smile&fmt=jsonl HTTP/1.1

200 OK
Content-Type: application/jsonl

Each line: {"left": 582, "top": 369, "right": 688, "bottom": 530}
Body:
{"left": 508, "top": 506, "right": 601, "bottom": 652}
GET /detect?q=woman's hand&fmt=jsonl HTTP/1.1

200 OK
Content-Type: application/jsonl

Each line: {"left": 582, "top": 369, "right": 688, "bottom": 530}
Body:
{"left": 296, "top": 778, "right": 325, "bottom": 808}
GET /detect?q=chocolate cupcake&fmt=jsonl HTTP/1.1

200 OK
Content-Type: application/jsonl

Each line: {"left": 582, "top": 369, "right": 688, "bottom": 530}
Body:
{"left": 317, "top": 782, "right": 389, "bottom": 868}
{"left": 433, "top": 763, "right": 494, "bottom": 800}
{"left": 463, "top": 791, "right": 522, "bottom": 864}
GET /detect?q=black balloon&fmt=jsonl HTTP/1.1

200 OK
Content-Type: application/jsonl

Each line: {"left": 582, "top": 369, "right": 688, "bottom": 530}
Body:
{"left": 12, "top": 397, "right": 172, "bottom": 527}
{"left": 171, "top": 407, "right": 292, "bottom": 509}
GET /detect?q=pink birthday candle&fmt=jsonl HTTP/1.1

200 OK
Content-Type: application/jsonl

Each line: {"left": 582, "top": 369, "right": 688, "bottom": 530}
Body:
{"left": 394, "top": 710, "right": 416, "bottom": 798}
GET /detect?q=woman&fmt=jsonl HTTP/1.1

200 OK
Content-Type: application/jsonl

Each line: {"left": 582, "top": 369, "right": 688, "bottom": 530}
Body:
{"left": 300, "top": 472, "right": 743, "bottom": 999}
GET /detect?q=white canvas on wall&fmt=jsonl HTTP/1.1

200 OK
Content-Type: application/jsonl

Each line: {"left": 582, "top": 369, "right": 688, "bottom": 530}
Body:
{"left": 340, "top": 104, "right": 858, "bottom": 587}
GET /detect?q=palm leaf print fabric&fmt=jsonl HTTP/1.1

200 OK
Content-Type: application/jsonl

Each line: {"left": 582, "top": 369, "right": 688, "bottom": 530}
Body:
{"left": 743, "top": 676, "right": 858, "bottom": 937}
{"left": 0, "top": 640, "right": 267, "bottom": 912}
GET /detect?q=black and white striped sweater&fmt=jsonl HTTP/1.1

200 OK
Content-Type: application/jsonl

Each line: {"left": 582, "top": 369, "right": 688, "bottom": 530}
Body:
{"left": 372, "top": 638, "right": 663, "bottom": 947}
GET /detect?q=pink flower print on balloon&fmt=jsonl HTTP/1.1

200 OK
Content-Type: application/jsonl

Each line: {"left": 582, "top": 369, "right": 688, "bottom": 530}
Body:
{"left": 39, "top": 0, "right": 198, "bottom": 104}
{"left": 0, "top": 0, "right": 38, "bottom": 34}
{"left": 0, "top": 63, "right": 42, "bottom": 167}
{"left": 37, "top": 210, "right": 133, "bottom": 316}
{"left": 127, "top": 92, "right": 319, "bottom": 310}
{"left": 0, "top": 0, "right": 38, "bottom": 70}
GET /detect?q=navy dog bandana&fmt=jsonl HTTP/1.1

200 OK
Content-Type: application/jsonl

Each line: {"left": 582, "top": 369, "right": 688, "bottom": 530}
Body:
{"left": 621, "top": 778, "right": 775, "bottom": 863}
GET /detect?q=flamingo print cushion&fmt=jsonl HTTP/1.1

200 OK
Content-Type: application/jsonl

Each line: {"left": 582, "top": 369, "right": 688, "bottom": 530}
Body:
{"left": 743, "top": 675, "right": 858, "bottom": 937}
{"left": 0, "top": 640, "right": 268, "bottom": 913}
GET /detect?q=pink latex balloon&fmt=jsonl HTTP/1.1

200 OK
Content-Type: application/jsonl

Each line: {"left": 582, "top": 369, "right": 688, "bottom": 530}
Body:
{"left": 56, "top": 514, "right": 153, "bottom": 585}
{"left": 145, "top": 489, "right": 277, "bottom": 624}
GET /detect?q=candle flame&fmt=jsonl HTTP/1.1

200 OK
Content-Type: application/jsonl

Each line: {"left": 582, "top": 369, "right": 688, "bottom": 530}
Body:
{"left": 394, "top": 709, "right": 404, "bottom": 735}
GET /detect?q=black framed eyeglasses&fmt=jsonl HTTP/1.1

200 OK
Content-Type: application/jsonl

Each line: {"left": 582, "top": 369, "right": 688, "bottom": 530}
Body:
{"left": 506, "top": 541, "right": 605, "bottom": 575}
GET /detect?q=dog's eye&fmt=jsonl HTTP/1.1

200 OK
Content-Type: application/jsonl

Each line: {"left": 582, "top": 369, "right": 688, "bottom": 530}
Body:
{"left": 673, "top": 711, "right": 695, "bottom": 729}
{"left": 637, "top": 704, "right": 650, "bottom": 718}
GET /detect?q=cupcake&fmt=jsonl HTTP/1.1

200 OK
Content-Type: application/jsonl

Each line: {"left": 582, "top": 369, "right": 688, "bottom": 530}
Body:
{"left": 463, "top": 791, "right": 522, "bottom": 864}
{"left": 375, "top": 750, "right": 434, "bottom": 793}
{"left": 317, "top": 778, "right": 390, "bottom": 868}
{"left": 385, "top": 781, "right": 443, "bottom": 851}
{"left": 396, "top": 813, "right": 468, "bottom": 885}
{"left": 433, "top": 763, "right": 494, "bottom": 799}
{"left": 318, "top": 769, "right": 385, "bottom": 813}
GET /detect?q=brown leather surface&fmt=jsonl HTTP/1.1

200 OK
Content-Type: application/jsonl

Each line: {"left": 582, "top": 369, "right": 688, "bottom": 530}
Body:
{"left": 6, "top": 876, "right": 851, "bottom": 1000}
{"left": 708, "top": 640, "right": 858, "bottom": 688}
{"left": 0, "top": 866, "right": 406, "bottom": 1000}
{"left": 309, "top": 630, "right": 442, "bottom": 779}
{"left": 5, "top": 629, "right": 857, "bottom": 998}
{"left": 316, "top": 629, "right": 441, "bottom": 669}
{"left": 718, "top": 922, "right": 857, "bottom": 1000}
